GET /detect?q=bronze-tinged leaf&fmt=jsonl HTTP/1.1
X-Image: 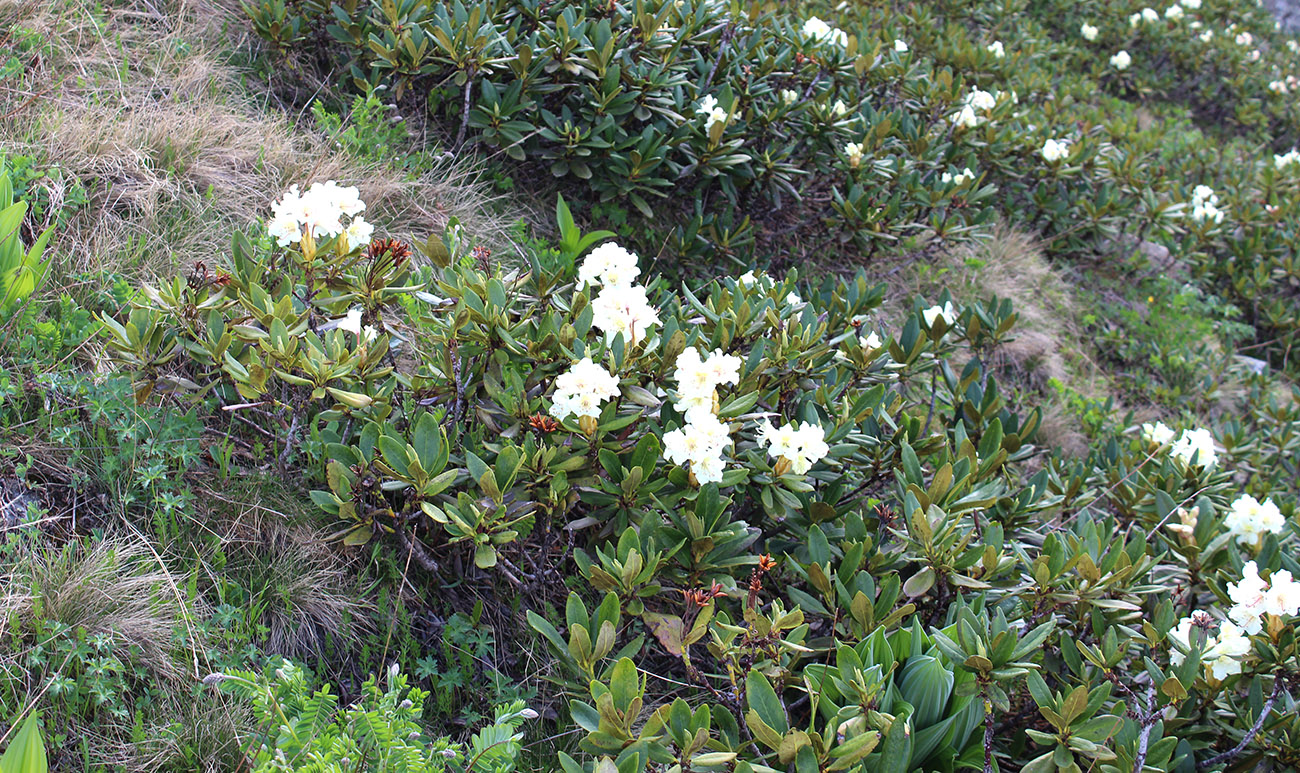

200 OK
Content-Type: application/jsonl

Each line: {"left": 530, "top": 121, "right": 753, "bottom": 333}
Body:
{"left": 642, "top": 612, "right": 685, "bottom": 657}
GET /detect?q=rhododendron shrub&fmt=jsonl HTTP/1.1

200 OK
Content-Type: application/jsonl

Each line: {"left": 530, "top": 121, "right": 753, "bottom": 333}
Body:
{"left": 101, "top": 189, "right": 1300, "bottom": 770}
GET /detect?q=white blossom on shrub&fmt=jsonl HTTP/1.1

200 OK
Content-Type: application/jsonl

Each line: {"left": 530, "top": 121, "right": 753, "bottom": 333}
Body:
{"left": 1110, "top": 50, "right": 1132, "bottom": 70}
{"left": 1081, "top": 23, "right": 1099, "bottom": 41}
{"left": 802, "top": 16, "right": 847, "bottom": 46}
{"left": 1223, "top": 494, "right": 1285, "bottom": 546}
{"left": 591, "top": 284, "right": 661, "bottom": 344}
{"left": 578, "top": 242, "right": 641, "bottom": 289}
{"left": 1189, "top": 185, "right": 1225, "bottom": 223}
{"left": 759, "top": 420, "right": 830, "bottom": 474}
{"left": 894, "top": 39, "right": 909, "bottom": 52}
{"left": 549, "top": 358, "right": 621, "bottom": 421}
{"left": 922, "top": 302, "right": 956, "bottom": 327}
{"left": 1169, "top": 426, "right": 1218, "bottom": 468}
{"left": 1228, "top": 561, "right": 1300, "bottom": 634}
{"left": 1041, "top": 138, "right": 1069, "bottom": 163}
{"left": 268, "top": 181, "right": 367, "bottom": 247}
{"left": 986, "top": 41, "right": 1005, "bottom": 58}
{"left": 672, "top": 346, "right": 742, "bottom": 417}
{"left": 663, "top": 411, "right": 733, "bottom": 483}
{"left": 1141, "top": 421, "right": 1176, "bottom": 445}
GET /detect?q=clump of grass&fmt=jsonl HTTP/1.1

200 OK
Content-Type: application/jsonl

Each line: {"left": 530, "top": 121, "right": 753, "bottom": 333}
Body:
{"left": 0, "top": 535, "right": 203, "bottom": 682}
{"left": 0, "top": 0, "right": 517, "bottom": 284}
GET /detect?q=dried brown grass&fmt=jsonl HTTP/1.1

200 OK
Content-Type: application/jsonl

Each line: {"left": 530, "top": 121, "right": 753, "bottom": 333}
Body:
{"left": 865, "top": 226, "right": 1115, "bottom": 456}
{"left": 197, "top": 487, "right": 374, "bottom": 661}
{"left": 0, "top": 0, "right": 515, "bottom": 282}
{"left": 0, "top": 537, "right": 203, "bottom": 682}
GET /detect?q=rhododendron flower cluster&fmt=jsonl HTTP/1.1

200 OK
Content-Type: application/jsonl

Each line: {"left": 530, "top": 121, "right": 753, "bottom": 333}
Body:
{"left": 986, "top": 41, "right": 1005, "bottom": 58}
{"left": 1274, "top": 150, "right": 1300, "bottom": 169}
{"left": 579, "top": 243, "right": 661, "bottom": 344}
{"left": 1169, "top": 612, "right": 1250, "bottom": 680}
{"left": 697, "top": 95, "right": 729, "bottom": 133}
{"left": 893, "top": 39, "right": 908, "bottom": 53}
{"left": 1189, "top": 185, "right": 1224, "bottom": 223}
{"left": 1041, "top": 139, "right": 1069, "bottom": 163}
{"left": 549, "top": 357, "right": 621, "bottom": 422}
{"left": 1228, "top": 561, "right": 1300, "bottom": 635}
{"left": 1169, "top": 426, "right": 1218, "bottom": 469}
{"left": 591, "top": 284, "right": 661, "bottom": 344}
{"left": 1110, "top": 50, "right": 1131, "bottom": 70}
{"left": 663, "top": 410, "right": 733, "bottom": 484}
{"left": 1080, "top": 23, "right": 1099, "bottom": 41}
{"left": 671, "top": 346, "right": 742, "bottom": 418}
{"left": 578, "top": 242, "right": 641, "bottom": 288}
{"left": 922, "top": 302, "right": 956, "bottom": 328}
{"left": 951, "top": 89, "right": 997, "bottom": 128}
{"left": 1223, "top": 494, "right": 1285, "bottom": 546}
{"left": 663, "top": 345, "right": 742, "bottom": 483}
{"left": 941, "top": 168, "right": 975, "bottom": 186}
{"left": 759, "top": 420, "right": 829, "bottom": 475}
{"left": 268, "top": 181, "right": 370, "bottom": 249}
{"left": 1141, "top": 421, "right": 1176, "bottom": 446}
{"left": 802, "top": 16, "right": 847, "bottom": 46}
{"left": 844, "top": 141, "right": 864, "bottom": 168}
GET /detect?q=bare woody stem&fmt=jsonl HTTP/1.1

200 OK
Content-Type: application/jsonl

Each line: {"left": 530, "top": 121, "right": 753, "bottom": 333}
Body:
{"left": 1196, "top": 675, "right": 1287, "bottom": 771}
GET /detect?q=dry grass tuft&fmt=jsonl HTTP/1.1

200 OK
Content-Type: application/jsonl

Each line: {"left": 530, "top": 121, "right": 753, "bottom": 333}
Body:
{"left": 0, "top": 537, "right": 203, "bottom": 682}
{"left": 199, "top": 490, "right": 374, "bottom": 660}
{"left": 862, "top": 225, "right": 1113, "bottom": 456}
{"left": 0, "top": 0, "right": 516, "bottom": 281}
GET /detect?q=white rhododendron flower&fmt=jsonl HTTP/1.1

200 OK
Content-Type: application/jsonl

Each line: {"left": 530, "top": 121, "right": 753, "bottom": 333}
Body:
{"left": 268, "top": 181, "right": 367, "bottom": 247}
{"left": 739, "top": 270, "right": 769, "bottom": 286}
{"left": 1081, "top": 23, "right": 1099, "bottom": 41}
{"left": 663, "top": 410, "right": 732, "bottom": 483}
{"left": 1275, "top": 150, "right": 1300, "bottom": 169}
{"left": 1169, "top": 427, "right": 1218, "bottom": 469}
{"left": 1227, "top": 562, "right": 1278, "bottom": 634}
{"left": 578, "top": 242, "right": 641, "bottom": 288}
{"left": 786, "top": 292, "right": 803, "bottom": 306}
{"left": 894, "top": 39, "right": 909, "bottom": 52}
{"left": 1223, "top": 494, "right": 1286, "bottom": 546}
{"left": 844, "top": 141, "right": 864, "bottom": 167}
{"left": 1110, "top": 50, "right": 1132, "bottom": 70}
{"left": 549, "top": 358, "right": 621, "bottom": 421}
{"left": 1142, "top": 7, "right": 1160, "bottom": 21}
{"left": 951, "top": 90, "right": 998, "bottom": 128}
{"left": 802, "top": 16, "right": 847, "bottom": 46}
{"left": 986, "top": 41, "right": 1005, "bottom": 58}
{"left": 1181, "top": 0, "right": 1201, "bottom": 8}
{"left": 1041, "top": 138, "right": 1069, "bottom": 163}
{"left": 672, "top": 346, "right": 742, "bottom": 418}
{"left": 1189, "top": 185, "right": 1224, "bottom": 223}
{"left": 1141, "top": 421, "right": 1175, "bottom": 445}
{"left": 1165, "top": 4, "right": 1184, "bottom": 19}
{"left": 832, "top": 100, "right": 849, "bottom": 117}
{"left": 781, "top": 89, "right": 798, "bottom": 105}
{"left": 1168, "top": 612, "right": 1249, "bottom": 680}
{"left": 922, "top": 302, "right": 956, "bottom": 327}
{"left": 952, "top": 104, "right": 979, "bottom": 129}
{"left": 1235, "top": 31, "right": 1253, "bottom": 46}
{"left": 339, "top": 307, "right": 364, "bottom": 337}
{"left": 1204, "top": 621, "right": 1250, "bottom": 679}
{"left": 1198, "top": 29, "right": 1213, "bottom": 42}
{"left": 591, "top": 284, "right": 661, "bottom": 344}
{"left": 759, "top": 420, "right": 830, "bottom": 474}
{"left": 859, "top": 331, "right": 882, "bottom": 350}
{"left": 343, "top": 217, "right": 374, "bottom": 251}
{"left": 696, "top": 95, "right": 718, "bottom": 116}
{"left": 941, "top": 167, "right": 975, "bottom": 186}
